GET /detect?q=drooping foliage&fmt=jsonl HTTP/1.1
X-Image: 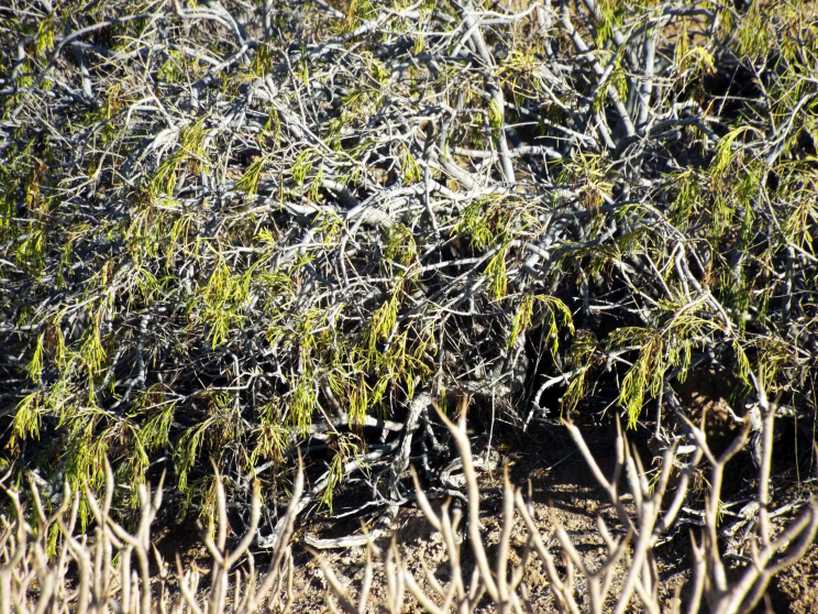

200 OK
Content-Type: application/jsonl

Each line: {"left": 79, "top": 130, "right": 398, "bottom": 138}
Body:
{"left": 1, "top": 1, "right": 816, "bottom": 528}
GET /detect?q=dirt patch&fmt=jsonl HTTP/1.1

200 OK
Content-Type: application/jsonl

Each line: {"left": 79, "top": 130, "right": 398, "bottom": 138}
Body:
{"left": 775, "top": 546, "right": 818, "bottom": 614}
{"left": 278, "top": 430, "right": 693, "bottom": 611}
{"left": 155, "top": 428, "right": 816, "bottom": 611}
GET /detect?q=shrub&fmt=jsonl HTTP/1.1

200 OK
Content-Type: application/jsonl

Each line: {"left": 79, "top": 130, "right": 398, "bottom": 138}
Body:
{"left": 1, "top": 0, "right": 817, "bottom": 582}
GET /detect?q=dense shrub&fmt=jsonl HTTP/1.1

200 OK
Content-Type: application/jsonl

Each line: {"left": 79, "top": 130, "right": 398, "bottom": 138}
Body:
{"left": 1, "top": 0, "right": 817, "bottom": 541}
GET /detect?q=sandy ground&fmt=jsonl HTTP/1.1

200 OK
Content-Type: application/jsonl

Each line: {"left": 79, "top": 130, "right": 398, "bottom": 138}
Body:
{"left": 278, "top": 431, "right": 691, "bottom": 612}
{"left": 162, "top": 425, "right": 817, "bottom": 612}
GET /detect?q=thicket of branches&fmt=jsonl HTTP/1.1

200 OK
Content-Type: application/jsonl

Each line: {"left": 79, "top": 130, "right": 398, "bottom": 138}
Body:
{"left": 2, "top": 405, "right": 817, "bottom": 612}
{"left": 1, "top": 0, "right": 817, "bottom": 564}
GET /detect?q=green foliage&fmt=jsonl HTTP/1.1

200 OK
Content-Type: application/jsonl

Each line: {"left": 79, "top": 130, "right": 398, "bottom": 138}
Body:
{"left": 320, "top": 438, "right": 360, "bottom": 511}
{"left": 176, "top": 417, "right": 215, "bottom": 493}
{"left": 2, "top": 0, "right": 816, "bottom": 530}
{"left": 251, "top": 401, "right": 289, "bottom": 465}
{"left": 35, "top": 18, "right": 55, "bottom": 58}
{"left": 611, "top": 300, "right": 722, "bottom": 428}
{"left": 385, "top": 224, "right": 418, "bottom": 266}
{"left": 26, "top": 333, "right": 45, "bottom": 382}
{"left": 595, "top": 0, "right": 625, "bottom": 47}
{"left": 368, "top": 283, "right": 402, "bottom": 358}
{"left": 487, "top": 98, "right": 504, "bottom": 132}
{"left": 677, "top": 44, "right": 716, "bottom": 77}
{"left": 400, "top": 147, "right": 422, "bottom": 184}
{"left": 710, "top": 126, "right": 755, "bottom": 182}
{"left": 454, "top": 196, "right": 515, "bottom": 249}
{"left": 508, "top": 295, "right": 574, "bottom": 356}
{"left": 339, "top": 0, "right": 377, "bottom": 32}
{"left": 735, "top": 1, "right": 771, "bottom": 60}
{"left": 561, "top": 330, "right": 598, "bottom": 415}
{"left": 669, "top": 170, "right": 702, "bottom": 228}
{"left": 147, "top": 118, "right": 208, "bottom": 200}
{"left": 290, "top": 373, "right": 317, "bottom": 435}
{"left": 560, "top": 153, "right": 613, "bottom": 209}
{"left": 11, "top": 392, "right": 43, "bottom": 447}
{"left": 235, "top": 155, "right": 268, "bottom": 197}
{"left": 485, "top": 243, "right": 509, "bottom": 300}
{"left": 780, "top": 162, "right": 818, "bottom": 253}
{"left": 291, "top": 149, "right": 315, "bottom": 186}
{"left": 197, "top": 260, "right": 251, "bottom": 349}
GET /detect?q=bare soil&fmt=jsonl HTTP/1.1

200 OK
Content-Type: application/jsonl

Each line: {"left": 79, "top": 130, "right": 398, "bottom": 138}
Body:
{"left": 270, "top": 429, "right": 692, "bottom": 612}
{"left": 160, "top": 425, "right": 818, "bottom": 612}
